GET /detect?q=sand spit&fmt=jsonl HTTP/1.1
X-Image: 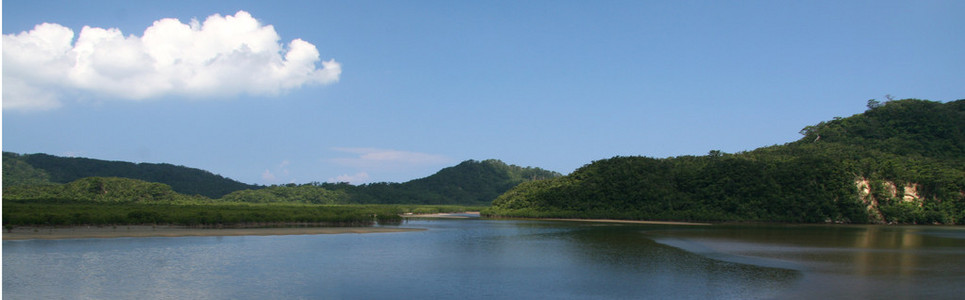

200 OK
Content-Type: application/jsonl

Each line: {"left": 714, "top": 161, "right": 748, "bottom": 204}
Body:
{"left": 401, "top": 211, "right": 481, "bottom": 219}
{"left": 550, "top": 218, "right": 711, "bottom": 226}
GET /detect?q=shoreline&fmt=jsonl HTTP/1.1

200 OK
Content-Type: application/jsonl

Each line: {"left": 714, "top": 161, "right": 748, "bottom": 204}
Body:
{"left": 547, "top": 218, "right": 711, "bottom": 226}
{"left": 2, "top": 225, "right": 425, "bottom": 241}
{"left": 401, "top": 211, "right": 481, "bottom": 219}
{"left": 482, "top": 214, "right": 712, "bottom": 226}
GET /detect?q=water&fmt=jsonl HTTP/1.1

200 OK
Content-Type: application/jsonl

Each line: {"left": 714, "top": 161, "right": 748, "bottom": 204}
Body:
{"left": 4, "top": 219, "right": 965, "bottom": 299}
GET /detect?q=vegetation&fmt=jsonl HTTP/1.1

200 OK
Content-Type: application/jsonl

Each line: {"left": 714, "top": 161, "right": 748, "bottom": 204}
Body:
{"left": 319, "top": 159, "right": 561, "bottom": 205}
{"left": 3, "top": 152, "right": 260, "bottom": 198}
{"left": 8, "top": 98, "right": 959, "bottom": 226}
{"left": 3, "top": 177, "right": 208, "bottom": 204}
{"left": 220, "top": 184, "right": 350, "bottom": 204}
{"left": 485, "top": 99, "right": 965, "bottom": 224}
{"left": 4, "top": 154, "right": 558, "bottom": 206}
{"left": 2, "top": 201, "right": 480, "bottom": 228}
{"left": 1, "top": 176, "right": 484, "bottom": 227}
{"left": 2, "top": 154, "right": 51, "bottom": 186}
{"left": 2, "top": 157, "right": 541, "bottom": 228}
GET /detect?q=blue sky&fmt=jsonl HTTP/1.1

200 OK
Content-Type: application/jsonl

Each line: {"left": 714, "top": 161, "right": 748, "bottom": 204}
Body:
{"left": 3, "top": 0, "right": 964, "bottom": 185}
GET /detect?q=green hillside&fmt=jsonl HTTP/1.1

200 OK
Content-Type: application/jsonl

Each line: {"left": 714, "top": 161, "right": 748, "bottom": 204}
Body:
{"left": 2, "top": 176, "right": 205, "bottom": 204}
{"left": 318, "top": 159, "right": 562, "bottom": 205}
{"left": 4, "top": 151, "right": 559, "bottom": 206}
{"left": 796, "top": 99, "right": 965, "bottom": 159}
{"left": 485, "top": 99, "right": 965, "bottom": 224}
{"left": 2, "top": 159, "right": 553, "bottom": 227}
{"left": 2, "top": 153, "right": 51, "bottom": 186}
{"left": 3, "top": 152, "right": 261, "bottom": 198}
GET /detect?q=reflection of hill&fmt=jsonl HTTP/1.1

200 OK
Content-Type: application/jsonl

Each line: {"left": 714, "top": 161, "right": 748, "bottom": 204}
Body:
{"left": 850, "top": 226, "right": 924, "bottom": 278}
{"left": 647, "top": 225, "right": 965, "bottom": 280}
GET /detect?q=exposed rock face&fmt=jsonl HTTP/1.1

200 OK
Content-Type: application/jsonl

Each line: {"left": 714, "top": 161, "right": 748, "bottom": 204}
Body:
{"left": 855, "top": 178, "right": 923, "bottom": 223}
{"left": 903, "top": 184, "right": 921, "bottom": 203}
{"left": 855, "top": 178, "right": 884, "bottom": 223}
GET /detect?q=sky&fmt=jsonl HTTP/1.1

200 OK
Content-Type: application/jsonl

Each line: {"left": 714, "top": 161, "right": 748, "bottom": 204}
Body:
{"left": 3, "top": 0, "right": 964, "bottom": 186}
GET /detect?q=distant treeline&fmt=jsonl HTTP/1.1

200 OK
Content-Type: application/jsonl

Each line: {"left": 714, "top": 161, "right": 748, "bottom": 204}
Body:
{"left": 3, "top": 152, "right": 259, "bottom": 198}
{"left": 0, "top": 176, "right": 483, "bottom": 226}
{"left": 317, "top": 159, "right": 561, "bottom": 205}
{"left": 3, "top": 157, "right": 551, "bottom": 227}
{"left": 484, "top": 99, "right": 965, "bottom": 224}
{"left": 4, "top": 154, "right": 560, "bottom": 206}
{"left": 3, "top": 200, "right": 484, "bottom": 228}
{"left": 218, "top": 159, "right": 561, "bottom": 205}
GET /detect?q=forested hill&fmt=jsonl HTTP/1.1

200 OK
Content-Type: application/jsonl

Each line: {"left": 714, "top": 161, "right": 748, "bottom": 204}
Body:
{"left": 3, "top": 152, "right": 560, "bottom": 206}
{"left": 312, "top": 159, "right": 563, "bottom": 205}
{"left": 2, "top": 152, "right": 260, "bottom": 198}
{"left": 484, "top": 99, "right": 965, "bottom": 224}
{"left": 796, "top": 99, "right": 965, "bottom": 159}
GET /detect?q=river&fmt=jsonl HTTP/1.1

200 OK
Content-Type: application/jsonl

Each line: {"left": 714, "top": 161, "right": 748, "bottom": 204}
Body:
{"left": 4, "top": 218, "right": 965, "bottom": 299}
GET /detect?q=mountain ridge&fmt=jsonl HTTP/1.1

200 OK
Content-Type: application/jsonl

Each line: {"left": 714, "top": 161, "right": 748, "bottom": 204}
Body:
{"left": 485, "top": 98, "right": 965, "bottom": 224}
{"left": 3, "top": 152, "right": 560, "bottom": 206}
{"left": 3, "top": 152, "right": 260, "bottom": 198}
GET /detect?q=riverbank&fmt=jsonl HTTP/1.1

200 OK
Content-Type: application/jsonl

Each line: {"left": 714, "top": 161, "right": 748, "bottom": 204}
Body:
{"left": 548, "top": 218, "right": 712, "bottom": 226}
{"left": 2, "top": 225, "right": 425, "bottom": 240}
{"left": 402, "top": 211, "right": 481, "bottom": 219}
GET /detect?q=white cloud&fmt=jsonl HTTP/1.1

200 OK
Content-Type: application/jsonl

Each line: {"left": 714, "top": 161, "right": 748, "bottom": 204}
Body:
{"left": 261, "top": 169, "right": 276, "bottom": 181}
{"left": 329, "top": 147, "right": 453, "bottom": 169}
{"left": 326, "top": 147, "right": 454, "bottom": 184}
{"left": 261, "top": 160, "right": 293, "bottom": 183}
{"left": 3, "top": 11, "right": 341, "bottom": 111}
{"left": 329, "top": 172, "right": 371, "bottom": 184}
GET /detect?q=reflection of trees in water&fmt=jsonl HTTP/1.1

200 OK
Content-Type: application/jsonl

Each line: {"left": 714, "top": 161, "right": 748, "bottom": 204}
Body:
{"left": 642, "top": 224, "right": 965, "bottom": 279}
{"left": 552, "top": 224, "right": 801, "bottom": 299}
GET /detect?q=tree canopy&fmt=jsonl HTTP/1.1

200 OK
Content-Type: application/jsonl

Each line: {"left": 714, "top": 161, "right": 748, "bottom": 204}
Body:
{"left": 4, "top": 153, "right": 559, "bottom": 206}
{"left": 3, "top": 152, "right": 260, "bottom": 198}
{"left": 485, "top": 99, "right": 965, "bottom": 224}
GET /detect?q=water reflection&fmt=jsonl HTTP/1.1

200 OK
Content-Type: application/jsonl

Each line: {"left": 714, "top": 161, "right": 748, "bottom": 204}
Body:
{"left": 558, "top": 224, "right": 801, "bottom": 299}
{"left": 645, "top": 224, "right": 965, "bottom": 298}
{"left": 4, "top": 220, "right": 964, "bottom": 299}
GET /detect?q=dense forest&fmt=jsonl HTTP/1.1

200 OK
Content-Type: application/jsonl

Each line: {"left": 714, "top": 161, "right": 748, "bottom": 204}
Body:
{"left": 3, "top": 155, "right": 559, "bottom": 206}
{"left": 0, "top": 174, "right": 486, "bottom": 227}
{"left": 3, "top": 152, "right": 260, "bottom": 198}
{"left": 484, "top": 99, "right": 965, "bottom": 224}
{"left": 317, "top": 159, "right": 561, "bottom": 205}
{"left": 3, "top": 156, "right": 555, "bottom": 226}
{"left": 6, "top": 98, "right": 961, "bottom": 226}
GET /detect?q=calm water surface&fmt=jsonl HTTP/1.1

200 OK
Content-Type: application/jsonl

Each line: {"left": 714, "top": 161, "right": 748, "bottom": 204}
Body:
{"left": 4, "top": 219, "right": 964, "bottom": 299}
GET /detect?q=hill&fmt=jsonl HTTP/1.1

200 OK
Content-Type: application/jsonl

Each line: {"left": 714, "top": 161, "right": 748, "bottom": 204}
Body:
{"left": 2, "top": 158, "right": 557, "bottom": 227}
{"left": 2, "top": 152, "right": 261, "bottom": 198}
{"left": 315, "top": 159, "right": 562, "bottom": 205}
{"left": 4, "top": 152, "right": 560, "bottom": 206}
{"left": 485, "top": 99, "right": 965, "bottom": 224}
{"left": 796, "top": 98, "right": 965, "bottom": 159}
{"left": 2, "top": 176, "right": 204, "bottom": 204}
{"left": 219, "top": 159, "right": 560, "bottom": 206}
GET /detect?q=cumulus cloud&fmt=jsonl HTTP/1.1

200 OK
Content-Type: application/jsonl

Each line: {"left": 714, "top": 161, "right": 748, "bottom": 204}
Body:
{"left": 261, "top": 169, "right": 277, "bottom": 181}
{"left": 326, "top": 148, "right": 454, "bottom": 184}
{"left": 3, "top": 11, "right": 341, "bottom": 111}
{"left": 329, "top": 172, "right": 371, "bottom": 185}
{"left": 329, "top": 147, "right": 453, "bottom": 169}
{"left": 261, "top": 160, "right": 293, "bottom": 183}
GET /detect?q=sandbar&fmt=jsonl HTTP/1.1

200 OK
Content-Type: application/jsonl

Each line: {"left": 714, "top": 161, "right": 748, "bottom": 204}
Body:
{"left": 550, "top": 218, "right": 711, "bottom": 226}
{"left": 401, "top": 211, "right": 481, "bottom": 219}
{"left": 2, "top": 225, "right": 425, "bottom": 241}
